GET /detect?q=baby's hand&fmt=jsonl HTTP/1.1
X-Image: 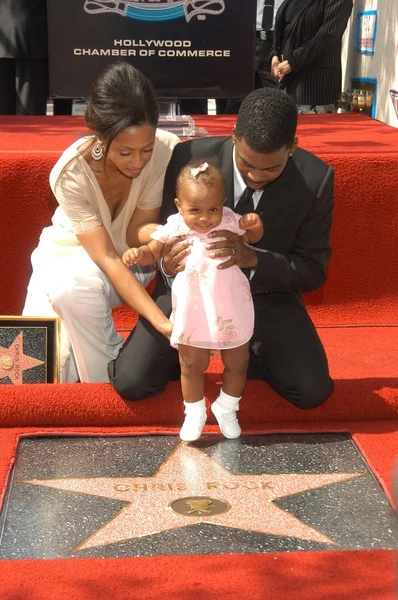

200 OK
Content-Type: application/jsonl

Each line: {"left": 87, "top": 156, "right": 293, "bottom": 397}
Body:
{"left": 240, "top": 213, "right": 261, "bottom": 230}
{"left": 122, "top": 247, "right": 143, "bottom": 267}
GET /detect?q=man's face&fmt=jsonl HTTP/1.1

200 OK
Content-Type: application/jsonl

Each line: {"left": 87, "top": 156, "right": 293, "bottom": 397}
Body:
{"left": 232, "top": 131, "right": 297, "bottom": 191}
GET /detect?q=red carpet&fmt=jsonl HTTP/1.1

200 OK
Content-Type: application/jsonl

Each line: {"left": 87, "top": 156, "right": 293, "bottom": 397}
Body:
{"left": 1, "top": 114, "right": 398, "bottom": 598}
{"left": 0, "top": 549, "right": 395, "bottom": 599}
{"left": 1, "top": 114, "right": 398, "bottom": 323}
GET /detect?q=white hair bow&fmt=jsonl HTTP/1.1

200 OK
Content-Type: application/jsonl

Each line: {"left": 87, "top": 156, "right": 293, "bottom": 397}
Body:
{"left": 191, "top": 162, "right": 209, "bottom": 177}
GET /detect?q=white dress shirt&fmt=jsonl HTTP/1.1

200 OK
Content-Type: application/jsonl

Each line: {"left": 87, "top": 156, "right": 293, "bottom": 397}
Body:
{"left": 233, "top": 148, "right": 264, "bottom": 278}
{"left": 273, "top": 0, "right": 285, "bottom": 29}
{"left": 256, "top": 0, "right": 266, "bottom": 31}
{"left": 257, "top": 0, "right": 284, "bottom": 31}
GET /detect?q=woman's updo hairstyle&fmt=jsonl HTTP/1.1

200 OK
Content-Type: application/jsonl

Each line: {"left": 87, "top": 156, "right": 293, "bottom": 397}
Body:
{"left": 85, "top": 61, "right": 159, "bottom": 155}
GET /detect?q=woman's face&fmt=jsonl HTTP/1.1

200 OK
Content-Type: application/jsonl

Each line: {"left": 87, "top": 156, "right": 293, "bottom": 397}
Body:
{"left": 105, "top": 124, "right": 156, "bottom": 178}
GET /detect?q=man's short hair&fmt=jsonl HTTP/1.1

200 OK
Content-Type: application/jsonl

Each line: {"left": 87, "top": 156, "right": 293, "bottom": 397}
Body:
{"left": 235, "top": 88, "right": 298, "bottom": 153}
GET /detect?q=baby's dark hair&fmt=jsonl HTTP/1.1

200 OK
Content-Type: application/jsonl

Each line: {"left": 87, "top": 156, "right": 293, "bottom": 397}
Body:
{"left": 176, "top": 160, "right": 225, "bottom": 198}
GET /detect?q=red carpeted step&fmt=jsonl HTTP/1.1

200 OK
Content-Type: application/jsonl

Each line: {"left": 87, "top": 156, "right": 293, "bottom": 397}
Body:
{"left": 2, "top": 114, "right": 398, "bottom": 322}
{"left": 0, "top": 549, "right": 395, "bottom": 600}
{"left": 0, "top": 327, "right": 397, "bottom": 427}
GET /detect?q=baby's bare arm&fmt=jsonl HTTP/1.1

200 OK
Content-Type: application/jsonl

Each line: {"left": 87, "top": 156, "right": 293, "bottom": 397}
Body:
{"left": 136, "top": 222, "right": 162, "bottom": 245}
{"left": 122, "top": 240, "right": 164, "bottom": 267}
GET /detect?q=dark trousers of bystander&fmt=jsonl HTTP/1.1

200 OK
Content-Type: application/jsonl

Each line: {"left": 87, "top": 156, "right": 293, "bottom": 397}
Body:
{"left": 0, "top": 57, "right": 47, "bottom": 115}
{"left": 0, "top": 58, "right": 73, "bottom": 115}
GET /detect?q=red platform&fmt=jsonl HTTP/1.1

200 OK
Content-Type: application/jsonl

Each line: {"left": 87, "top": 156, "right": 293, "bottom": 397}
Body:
{"left": 0, "top": 114, "right": 398, "bottom": 600}
{"left": 1, "top": 113, "right": 398, "bottom": 325}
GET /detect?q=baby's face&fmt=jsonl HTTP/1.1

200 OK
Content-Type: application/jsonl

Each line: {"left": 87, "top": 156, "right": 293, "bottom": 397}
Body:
{"left": 177, "top": 180, "right": 225, "bottom": 234}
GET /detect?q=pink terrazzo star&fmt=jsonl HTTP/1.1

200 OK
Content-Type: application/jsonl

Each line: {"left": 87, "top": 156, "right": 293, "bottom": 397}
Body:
{"left": 24, "top": 443, "right": 363, "bottom": 552}
{"left": 0, "top": 332, "right": 44, "bottom": 384}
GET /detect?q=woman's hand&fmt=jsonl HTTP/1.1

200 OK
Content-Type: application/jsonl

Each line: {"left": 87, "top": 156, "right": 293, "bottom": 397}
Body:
{"left": 156, "top": 319, "right": 173, "bottom": 340}
{"left": 206, "top": 230, "right": 258, "bottom": 270}
{"left": 161, "top": 235, "right": 191, "bottom": 276}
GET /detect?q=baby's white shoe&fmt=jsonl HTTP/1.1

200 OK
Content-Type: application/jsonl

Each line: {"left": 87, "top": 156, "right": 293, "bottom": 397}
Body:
{"left": 179, "top": 399, "right": 207, "bottom": 442}
{"left": 211, "top": 401, "right": 241, "bottom": 439}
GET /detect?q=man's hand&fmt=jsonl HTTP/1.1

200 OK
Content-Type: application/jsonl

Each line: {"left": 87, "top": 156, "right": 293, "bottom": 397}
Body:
{"left": 277, "top": 60, "right": 292, "bottom": 81}
{"left": 271, "top": 56, "right": 280, "bottom": 79}
{"left": 122, "top": 247, "right": 143, "bottom": 267}
{"left": 161, "top": 235, "right": 191, "bottom": 276}
{"left": 206, "top": 230, "right": 258, "bottom": 270}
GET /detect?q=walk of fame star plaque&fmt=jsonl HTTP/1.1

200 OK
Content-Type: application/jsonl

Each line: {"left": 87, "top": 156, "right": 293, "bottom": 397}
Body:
{"left": 0, "top": 317, "right": 60, "bottom": 384}
{"left": 1, "top": 434, "right": 398, "bottom": 559}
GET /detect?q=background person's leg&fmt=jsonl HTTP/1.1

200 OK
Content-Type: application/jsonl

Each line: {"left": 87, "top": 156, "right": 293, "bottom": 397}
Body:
{"left": 247, "top": 293, "right": 333, "bottom": 409}
{"left": 16, "top": 59, "right": 48, "bottom": 115}
{"left": 108, "top": 276, "right": 179, "bottom": 401}
{"left": 0, "top": 59, "right": 17, "bottom": 114}
{"left": 255, "top": 38, "right": 278, "bottom": 89}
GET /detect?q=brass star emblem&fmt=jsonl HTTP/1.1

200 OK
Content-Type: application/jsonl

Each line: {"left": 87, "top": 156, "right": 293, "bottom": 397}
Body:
{"left": 0, "top": 332, "right": 44, "bottom": 384}
{"left": 23, "top": 443, "right": 363, "bottom": 552}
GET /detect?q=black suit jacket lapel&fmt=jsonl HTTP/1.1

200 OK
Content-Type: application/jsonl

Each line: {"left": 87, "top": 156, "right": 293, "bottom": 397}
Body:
{"left": 254, "top": 157, "right": 296, "bottom": 231}
{"left": 274, "top": 0, "right": 290, "bottom": 52}
{"left": 219, "top": 138, "right": 235, "bottom": 209}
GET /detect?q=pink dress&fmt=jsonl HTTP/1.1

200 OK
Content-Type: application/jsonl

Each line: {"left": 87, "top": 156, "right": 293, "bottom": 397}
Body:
{"left": 151, "top": 207, "right": 254, "bottom": 350}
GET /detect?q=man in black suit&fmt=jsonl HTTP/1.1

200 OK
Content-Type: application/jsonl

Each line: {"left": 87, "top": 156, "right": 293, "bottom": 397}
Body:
{"left": 0, "top": 0, "right": 73, "bottom": 115}
{"left": 109, "top": 87, "right": 334, "bottom": 410}
{"left": 271, "top": 0, "right": 353, "bottom": 112}
{"left": 0, "top": 0, "right": 48, "bottom": 114}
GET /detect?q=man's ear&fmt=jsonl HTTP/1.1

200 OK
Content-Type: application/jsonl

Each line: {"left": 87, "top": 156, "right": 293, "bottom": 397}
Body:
{"left": 289, "top": 137, "right": 299, "bottom": 157}
{"left": 174, "top": 198, "right": 182, "bottom": 212}
{"left": 232, "top": 125, "right": 237, "bottom": 145}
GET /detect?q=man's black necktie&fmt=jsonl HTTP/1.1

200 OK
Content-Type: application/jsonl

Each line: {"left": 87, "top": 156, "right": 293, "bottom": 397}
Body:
{"left": 235, "top": 187, "right": 255, "bottom": 215}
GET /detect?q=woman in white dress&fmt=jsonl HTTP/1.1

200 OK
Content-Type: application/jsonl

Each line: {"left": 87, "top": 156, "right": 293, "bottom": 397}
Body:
{"left": 23, "top": 62, "right": 179, "bottom": 383}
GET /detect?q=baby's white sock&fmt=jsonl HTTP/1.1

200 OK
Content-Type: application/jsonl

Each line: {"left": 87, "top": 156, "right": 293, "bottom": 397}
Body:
{"left": 211, "top": 390, "right": 242, "bottom": 439}
{"left": 215, "top": 389, "right": 241, "bottom": 412}
{"left": 180, "top": 398, "right": 207, "bottom": 442}
{"left": 184, "top": 398, "right": 206, "bottom": 413}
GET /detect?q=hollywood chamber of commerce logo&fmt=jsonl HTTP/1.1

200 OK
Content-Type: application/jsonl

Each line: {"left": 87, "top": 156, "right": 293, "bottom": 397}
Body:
{"left": 83, "top": 0, "right": 226, "bottom": 23}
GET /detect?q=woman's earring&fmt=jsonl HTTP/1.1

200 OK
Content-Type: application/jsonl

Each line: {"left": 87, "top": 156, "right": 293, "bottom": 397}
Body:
{"left": 91, "top": 142, "right": 104, "bottom": 161}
